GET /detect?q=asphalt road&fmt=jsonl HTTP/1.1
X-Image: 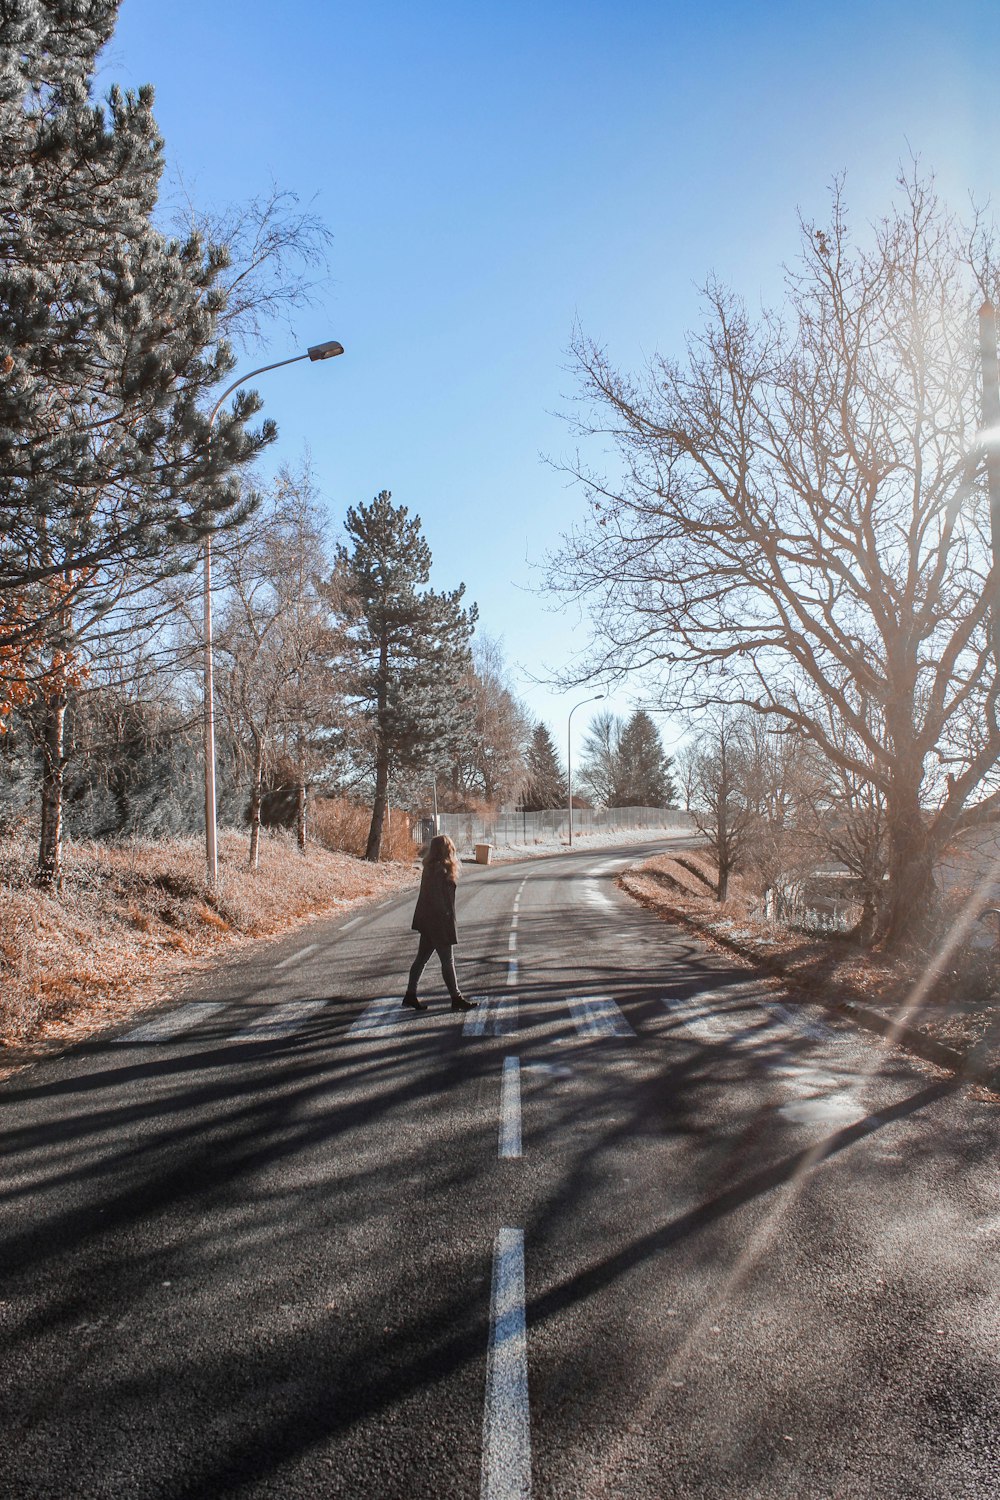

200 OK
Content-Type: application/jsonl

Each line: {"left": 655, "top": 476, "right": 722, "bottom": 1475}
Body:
{"left": 2, "top": 840, "right": 1000, "bottom": 1499}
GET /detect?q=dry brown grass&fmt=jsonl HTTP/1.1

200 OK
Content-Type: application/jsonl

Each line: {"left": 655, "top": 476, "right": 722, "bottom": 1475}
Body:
{"left": 311, "top": 796, "right": 417, "bottom": 861}
{"left": 0, "top": 828, "right": 419, "bottom": 1066}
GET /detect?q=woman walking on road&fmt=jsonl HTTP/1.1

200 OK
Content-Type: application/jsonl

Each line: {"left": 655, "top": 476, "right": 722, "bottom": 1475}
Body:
{"left": 403, "top": 834, "right": 475, "bottom": 1012}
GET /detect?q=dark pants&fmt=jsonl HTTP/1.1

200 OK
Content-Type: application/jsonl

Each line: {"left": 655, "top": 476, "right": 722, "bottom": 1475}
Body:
{"left": 407, "top": 934, "right": 461, "bottom": 999}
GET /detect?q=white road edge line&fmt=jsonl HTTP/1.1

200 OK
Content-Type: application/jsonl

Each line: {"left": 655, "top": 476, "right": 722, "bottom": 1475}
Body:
{"left": 499, "top": 1056, "right": 522, "bottom": 1159}
{"left": 482, "top": 1226, "right": 531, "bottom": 1500}
{"left": 117, "top": 1002, "right": 226, "bottom": 1044}
{"left": 275, "top": 942, "right": 319, "bottom": 971}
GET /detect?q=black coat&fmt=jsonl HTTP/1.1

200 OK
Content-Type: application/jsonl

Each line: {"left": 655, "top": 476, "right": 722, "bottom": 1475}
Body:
{"left": 411, "top": 863, "right": 458, "bottom": 946}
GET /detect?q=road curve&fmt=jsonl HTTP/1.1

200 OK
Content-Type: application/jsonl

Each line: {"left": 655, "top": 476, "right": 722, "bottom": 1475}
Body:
{"left": 1, "top": 839, "right": 998, "bottom": 1498}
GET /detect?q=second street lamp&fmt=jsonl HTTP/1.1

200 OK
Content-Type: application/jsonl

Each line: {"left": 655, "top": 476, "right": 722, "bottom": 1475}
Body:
{"left": 567, "top": 693, "right": 605, "bottom": 847}
{"left": 202, "top": 339, "right": 344, "bottom": 886}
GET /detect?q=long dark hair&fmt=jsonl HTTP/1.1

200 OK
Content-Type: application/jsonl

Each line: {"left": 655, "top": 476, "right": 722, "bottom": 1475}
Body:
{"left": 424, "top": 833, "right": 460, "bottom": 883}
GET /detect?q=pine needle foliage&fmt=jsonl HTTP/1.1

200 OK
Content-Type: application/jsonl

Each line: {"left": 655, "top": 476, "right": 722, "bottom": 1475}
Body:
{"left": 333, "top": 491, "right": 476, "bottom": 861}
{"left": 0, "top": 0, "right": 274, "bottom": 886}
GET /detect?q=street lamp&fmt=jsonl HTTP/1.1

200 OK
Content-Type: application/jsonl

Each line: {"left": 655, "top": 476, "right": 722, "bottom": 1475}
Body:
{"left": 567, "top": 693, "right": 604, "bottom": 847}
{"left": 202, "top": 339, "right": 344, "bottom": 885}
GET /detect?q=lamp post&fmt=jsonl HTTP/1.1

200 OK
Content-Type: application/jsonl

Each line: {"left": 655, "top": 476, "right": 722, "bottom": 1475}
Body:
{"left": 567, "top": 693, "right": 604, "bottom": 847}
{"left": 202, "top": 339, "right": 344, "bottom": 885}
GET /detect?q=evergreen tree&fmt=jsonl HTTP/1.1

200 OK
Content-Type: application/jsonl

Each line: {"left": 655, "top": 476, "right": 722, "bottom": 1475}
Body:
{"left": 334, "top": 492, "right": 476, "bottom": 861}
{"left": 523, "top": 722, "right": 566, "bottom": 810}
{"left": 0, "top": 1, "right": 270, "bottom": 886}
{"left": 616, "top": 710, "right": 678, "bottom": 806}
{"left": 579, "top": 709, "right": 678, "bottom": 807}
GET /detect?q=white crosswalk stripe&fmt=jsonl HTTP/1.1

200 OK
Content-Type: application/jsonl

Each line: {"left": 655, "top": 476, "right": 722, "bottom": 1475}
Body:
{"left": 117, "top": 1002, "right": 226, "bottom": 1044}
{"left": 758, "top": 998, "right": 833, "bottom": 1041}
{"left": 347, "top": 995, "right": 407, "bottom": 1036}
{"left": 661, "top": 992, "right": 748, "bottom": 1043}
{"left": 229, "top": 999, "right": 327, "bottom": 1041}
{"left": 464, "top": 995, "right": 518, "bottom": 1037}
{"left": 567, "top": 995, "right": 635, "bottom": 1038}
{"left": 662, "top": 983, "right": 833, "bottom": 1049}
{"left": 274, "top": 943, "right": 319, "bottom": 971}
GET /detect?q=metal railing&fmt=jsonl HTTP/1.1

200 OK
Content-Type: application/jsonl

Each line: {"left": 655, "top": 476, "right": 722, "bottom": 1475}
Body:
{"left": 414, "top": 805, "right": 694, "bottom": 849}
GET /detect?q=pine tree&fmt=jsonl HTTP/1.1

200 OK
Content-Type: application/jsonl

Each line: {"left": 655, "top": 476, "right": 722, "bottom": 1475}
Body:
{"left": 616, "top": 710, "right": 678, "bottom": 806}
{"left": 523, "top": 723, "right": 566, "bottom": 810}
{"left": 334, "top": 492, "right": 476, "bottom": 861}
{"left": 0, "top": 1, "right": 271, "bottom": 886}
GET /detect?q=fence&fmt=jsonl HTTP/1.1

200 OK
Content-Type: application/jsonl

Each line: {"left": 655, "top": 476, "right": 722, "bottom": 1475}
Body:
{"left": 414, "top": 805, "right": 695, "bottom": 850}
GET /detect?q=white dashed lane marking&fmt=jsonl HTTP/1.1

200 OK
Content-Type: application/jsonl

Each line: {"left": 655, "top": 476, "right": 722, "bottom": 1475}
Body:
{"left": 481, "top": 1227, "right": 531, "bottom": 1500}
{"left": 567, "top": 995, "right": 635, "bottom": 1039}
{"left": 499, "top": 1056, "right": 522, "bottom": 1159}
{"left": 476, "top": 875, "right": 530, "bottom": 1031}
{"left": 117, "top": 1002, "right": 226, "bottom": 1044}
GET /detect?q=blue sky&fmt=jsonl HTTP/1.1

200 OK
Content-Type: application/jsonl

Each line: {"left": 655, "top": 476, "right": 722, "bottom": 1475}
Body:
{"left": 104, "top": 0, "right": 1000, "bottom": 765}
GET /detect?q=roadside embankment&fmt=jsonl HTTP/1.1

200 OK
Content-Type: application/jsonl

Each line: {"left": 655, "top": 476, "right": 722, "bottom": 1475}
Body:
{"left": 0, "top": 831, "right": 419, "bottom": 1071}
{"left": 621, "top": 849, "right": 1000, "bottom": 1091}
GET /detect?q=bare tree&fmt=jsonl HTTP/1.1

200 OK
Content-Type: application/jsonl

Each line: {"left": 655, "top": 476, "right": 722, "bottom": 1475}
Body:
{"left": 799, "top": 702, "right": 890, "bottom": 943}
{"left": 691, "top": 714, "right": 755, "bottom": 901}
{"left": 169, "top": 182, "right": 333, "bottom": 352}
{"left": 674, "top": 741, "right": 700, "bottom": 813}
{"left": 550, "top": 170, "right": 1000, "bottom": 947}
{"left": 447, "top": 634, "right": 531, "bottom": 808}
{"left": 220, "top": 464, "right": 344, "bottom": 860}
{"left": 578, "top": 710, "right": 622, "bottom": 807}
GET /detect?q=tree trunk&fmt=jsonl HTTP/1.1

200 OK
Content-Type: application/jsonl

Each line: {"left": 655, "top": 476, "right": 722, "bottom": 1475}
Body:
{"left": 36, "top": 688, "right": 67, "bottom": 890}
{"left": 879, "top": 785, "right": 936, "bottom": 950}
{"left": 248, "top": 735, "right": 264, "bottom": 871}
{"left": 365, "top": 632, "right": 391, "bottom": 863}
{"left": 296, "top": 779, "right": 307, "bottom": 852}
{"left": 716, "top": 799, "right": 729, "bottom": 901}
{"left": 855, "top": 891, "right": 879, "bottom": 947}
{"left": 365, "top": 750, "right": 390, "bottom": 862}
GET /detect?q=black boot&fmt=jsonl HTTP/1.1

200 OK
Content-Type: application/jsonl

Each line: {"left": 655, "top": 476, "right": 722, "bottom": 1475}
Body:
{"left": 450, "top": 994, "right": 476, "bottom": 1011}
{"left": 402, "top": 994, "right": 427, "bottom": 1011}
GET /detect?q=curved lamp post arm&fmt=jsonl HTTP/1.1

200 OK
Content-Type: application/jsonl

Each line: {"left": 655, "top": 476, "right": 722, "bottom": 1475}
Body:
{"left": 201, "top": 339, "right": 344, "bottom": 886}
{"left": 206, "top": 342, "right": 344, "bottom": 432}
{"left": 567, "top": 693, "right": 605, "bottom": 847}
